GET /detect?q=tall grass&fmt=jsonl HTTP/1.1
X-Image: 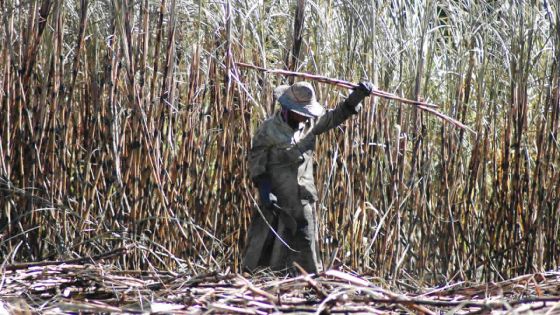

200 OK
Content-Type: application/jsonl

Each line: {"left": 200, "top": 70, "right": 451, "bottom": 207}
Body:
{"left": 1, "top": 0, "right": 558, "bottom": 283}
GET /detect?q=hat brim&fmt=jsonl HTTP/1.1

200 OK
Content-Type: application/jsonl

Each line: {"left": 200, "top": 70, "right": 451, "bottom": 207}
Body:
{"left": 274, "top": 85, "right": 325, "bottom": 118}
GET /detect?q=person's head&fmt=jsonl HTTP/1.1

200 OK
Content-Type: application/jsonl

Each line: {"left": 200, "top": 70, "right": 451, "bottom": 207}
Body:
{"left": 274, "top": 82, "right": 325, "bottom": 124}
{"left": 287, "top": 110, "right": 309, "bottom": 124}
{"left": 280, "top": 108, "right": 309, "bottom": 129}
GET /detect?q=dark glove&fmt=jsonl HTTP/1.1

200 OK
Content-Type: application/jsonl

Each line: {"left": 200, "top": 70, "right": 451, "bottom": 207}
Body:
{"left": 343, "top": 81, "right": 374, "bottom": 112}
{"left": 254, "top": 175, "right": 296, "bottom": 232}
{"left": 255, "top": 175, "right": 276, "bottom": 207}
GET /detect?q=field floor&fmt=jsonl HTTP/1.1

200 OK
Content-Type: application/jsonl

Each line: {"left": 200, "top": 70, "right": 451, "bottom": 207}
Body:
{"left": 1, "top": 260, "right": 559, "bottom": 314}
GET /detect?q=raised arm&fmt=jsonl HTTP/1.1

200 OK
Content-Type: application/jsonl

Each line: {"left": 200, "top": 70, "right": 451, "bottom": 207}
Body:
{"left": 312, "top": 82, "right": 373, "bottom": 135}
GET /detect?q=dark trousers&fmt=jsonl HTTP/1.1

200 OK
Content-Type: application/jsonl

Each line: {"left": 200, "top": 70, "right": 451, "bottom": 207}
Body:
{"left": 242, "top": 200, "right": 321, "bottom": 274}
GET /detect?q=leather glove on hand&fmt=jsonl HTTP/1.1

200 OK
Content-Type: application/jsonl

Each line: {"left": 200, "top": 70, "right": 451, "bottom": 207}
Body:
{"left": 343, "top": 81, "right": 374, "bottom": 113}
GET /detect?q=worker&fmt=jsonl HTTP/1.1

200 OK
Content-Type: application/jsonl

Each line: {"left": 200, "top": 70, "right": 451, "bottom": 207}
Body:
{"left": 242, "top": 80, "right": 373, "bottom": 274}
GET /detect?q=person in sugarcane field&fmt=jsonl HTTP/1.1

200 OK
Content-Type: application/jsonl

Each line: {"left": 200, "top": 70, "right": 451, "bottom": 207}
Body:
{"left": 243, "top": 80, "right": 373, "bottom": 274}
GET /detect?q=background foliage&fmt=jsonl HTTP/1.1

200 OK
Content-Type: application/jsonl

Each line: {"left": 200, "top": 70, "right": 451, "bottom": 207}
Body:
{"left": 1, "top": 0, "right": 559, "bottom": 283}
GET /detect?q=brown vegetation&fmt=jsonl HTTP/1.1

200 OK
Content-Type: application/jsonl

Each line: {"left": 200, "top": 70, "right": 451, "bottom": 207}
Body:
{"left": 1, "top": 263, "right": 559, "bottom": 314}
{"left": 1, "top": 0, "right": 559, "bottom": 284}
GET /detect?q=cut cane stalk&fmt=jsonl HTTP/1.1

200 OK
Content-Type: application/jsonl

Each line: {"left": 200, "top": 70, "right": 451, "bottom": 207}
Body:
{"left": 235, "top": 62, "right": 476, "bottom": 135}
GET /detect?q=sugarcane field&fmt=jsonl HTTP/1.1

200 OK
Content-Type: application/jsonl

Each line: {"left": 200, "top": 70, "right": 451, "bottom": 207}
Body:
{"left": 1, "top": 0, "right": 560, "bottom": 314}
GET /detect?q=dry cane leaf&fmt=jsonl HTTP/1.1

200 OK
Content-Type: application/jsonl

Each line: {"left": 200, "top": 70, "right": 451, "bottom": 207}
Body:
{"left": 324, "top": 270, "right": 370, "bottom": 287}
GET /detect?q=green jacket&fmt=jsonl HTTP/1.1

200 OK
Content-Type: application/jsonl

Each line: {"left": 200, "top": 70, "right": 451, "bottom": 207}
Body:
{"left": 243, "top": 99, "right": 359, "bottom": 272}
{"left": 248, "top": 101, "right": 357, "bottom": 212}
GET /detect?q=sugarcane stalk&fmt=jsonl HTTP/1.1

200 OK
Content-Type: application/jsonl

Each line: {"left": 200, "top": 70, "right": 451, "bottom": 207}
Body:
{"left": 235, "top": 62, "right": 476, "bottom": 135}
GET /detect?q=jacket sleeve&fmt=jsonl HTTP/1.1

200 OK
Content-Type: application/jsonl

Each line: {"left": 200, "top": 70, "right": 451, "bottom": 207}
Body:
{"left": 248, "top": 125, "right": 270, "bottom": 181}
{"left": 312, "top": 99, "right": 359, "bottom": 135}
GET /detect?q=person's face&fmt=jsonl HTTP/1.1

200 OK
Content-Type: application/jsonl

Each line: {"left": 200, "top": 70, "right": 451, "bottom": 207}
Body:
{"left": 288, "top": 110, "right": 309, "bottom": 124}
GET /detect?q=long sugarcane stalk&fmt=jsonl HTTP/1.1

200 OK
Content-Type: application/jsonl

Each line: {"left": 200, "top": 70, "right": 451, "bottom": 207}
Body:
{"left": 235, "top": 62, "right": 476, "bottom": 135}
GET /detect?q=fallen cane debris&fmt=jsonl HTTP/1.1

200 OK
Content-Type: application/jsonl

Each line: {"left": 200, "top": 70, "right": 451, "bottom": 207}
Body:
{"left": 1, "top": 263, "right": 558, "bottom": 314}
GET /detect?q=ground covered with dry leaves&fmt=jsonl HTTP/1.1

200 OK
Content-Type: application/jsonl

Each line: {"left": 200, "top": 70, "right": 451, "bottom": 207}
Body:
{"left": 1, "top": 262, "right": 559, "bottom": 314}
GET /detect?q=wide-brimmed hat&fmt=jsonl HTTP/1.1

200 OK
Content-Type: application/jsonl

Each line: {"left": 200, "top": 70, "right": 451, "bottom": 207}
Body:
{"left": 274, "top": 82, "right": 325, "bottom": 118}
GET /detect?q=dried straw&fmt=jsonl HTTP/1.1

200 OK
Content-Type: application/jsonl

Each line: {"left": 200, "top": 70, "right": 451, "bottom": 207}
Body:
{"left": 1, "top": 262, "right": 559, "bottom": 314}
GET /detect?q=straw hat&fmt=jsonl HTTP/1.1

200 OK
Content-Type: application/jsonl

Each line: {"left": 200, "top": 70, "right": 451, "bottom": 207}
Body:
{"left": 274, "top": 82, "right": 325, "bottom": 118}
